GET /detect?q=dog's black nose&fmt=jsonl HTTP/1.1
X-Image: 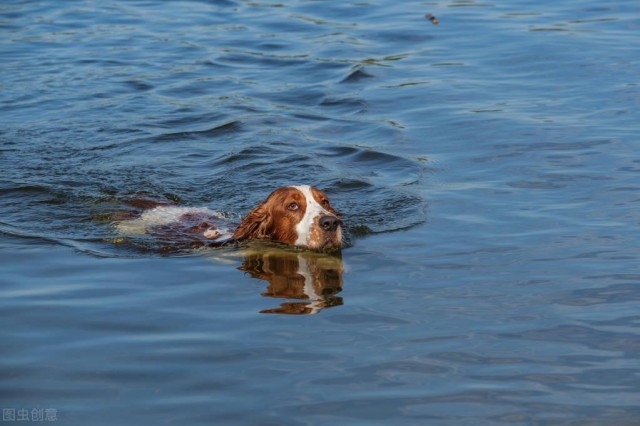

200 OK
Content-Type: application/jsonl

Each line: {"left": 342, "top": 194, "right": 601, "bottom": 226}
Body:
{"left": 319, "top": 215, "right": 340, "bottom": 232}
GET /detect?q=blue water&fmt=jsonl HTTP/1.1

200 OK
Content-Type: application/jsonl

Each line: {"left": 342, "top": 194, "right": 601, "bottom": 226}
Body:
{"left": 2, "top": 0, "right": 640, "bottom": 424}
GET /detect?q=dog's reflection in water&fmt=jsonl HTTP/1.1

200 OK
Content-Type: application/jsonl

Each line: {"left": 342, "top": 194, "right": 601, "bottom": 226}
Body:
{"left": 238, "top": 247, "right": 344, "bottom": 315}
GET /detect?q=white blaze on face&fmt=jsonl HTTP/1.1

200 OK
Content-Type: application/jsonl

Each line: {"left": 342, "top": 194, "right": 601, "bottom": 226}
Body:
{"left": 293, "top": 185, "right": 331, "bottom": 247}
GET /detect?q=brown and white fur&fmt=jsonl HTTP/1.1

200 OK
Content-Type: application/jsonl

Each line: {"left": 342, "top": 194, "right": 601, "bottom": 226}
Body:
{"left": 116, "top": 185, "right": 343, "bottom": 251}
{"left": 232, "top": 185, "right": 342, "bottom": 250}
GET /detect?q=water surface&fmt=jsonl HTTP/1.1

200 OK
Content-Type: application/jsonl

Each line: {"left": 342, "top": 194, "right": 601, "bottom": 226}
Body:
{"left": 2, "top": 0, "right": 640, "bottom": 424}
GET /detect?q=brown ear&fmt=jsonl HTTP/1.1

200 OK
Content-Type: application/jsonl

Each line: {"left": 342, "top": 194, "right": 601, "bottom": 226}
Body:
{"left": 232, "top": 202, "right": 271, "bottom": 241}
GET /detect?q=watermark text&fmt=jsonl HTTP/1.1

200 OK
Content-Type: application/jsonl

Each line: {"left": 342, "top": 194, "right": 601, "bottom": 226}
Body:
{"left": 2, "top": 408, "right": 57, "bottom": 422}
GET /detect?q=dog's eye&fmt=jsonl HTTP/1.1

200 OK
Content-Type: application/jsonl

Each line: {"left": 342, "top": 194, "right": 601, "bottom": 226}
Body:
{"left": 287, "top": 202, "right": 299, "bottom": 211}
{"left": 321, "top": 199, "right": 330, "bottom": 208}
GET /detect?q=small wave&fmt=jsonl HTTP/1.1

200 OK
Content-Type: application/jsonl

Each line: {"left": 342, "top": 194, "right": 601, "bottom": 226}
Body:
{"left": 341, "top": 65, "right": 374, "bottom": 83}
{"left": 151, "top": 121, "right": 242, "bottom": 143}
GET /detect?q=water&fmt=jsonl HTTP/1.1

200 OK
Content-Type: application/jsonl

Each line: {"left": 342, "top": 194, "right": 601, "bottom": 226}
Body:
{"left": 2, "top": 0, "right": 640, "bottom": 424}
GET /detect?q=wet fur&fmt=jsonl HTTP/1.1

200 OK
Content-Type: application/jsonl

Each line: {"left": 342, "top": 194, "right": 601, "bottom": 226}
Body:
{"left": 117, "top": 186, "right": 342, "bottom": 251}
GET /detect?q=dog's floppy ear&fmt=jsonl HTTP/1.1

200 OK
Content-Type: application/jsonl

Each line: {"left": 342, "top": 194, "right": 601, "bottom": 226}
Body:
{"left": 232, "top": 202, "right": 271, "bottom": 241}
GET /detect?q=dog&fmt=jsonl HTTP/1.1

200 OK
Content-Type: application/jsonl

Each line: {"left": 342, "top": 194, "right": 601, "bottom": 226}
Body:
{"left": 115, "top": 185, "right": 343, "bottom": 251}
